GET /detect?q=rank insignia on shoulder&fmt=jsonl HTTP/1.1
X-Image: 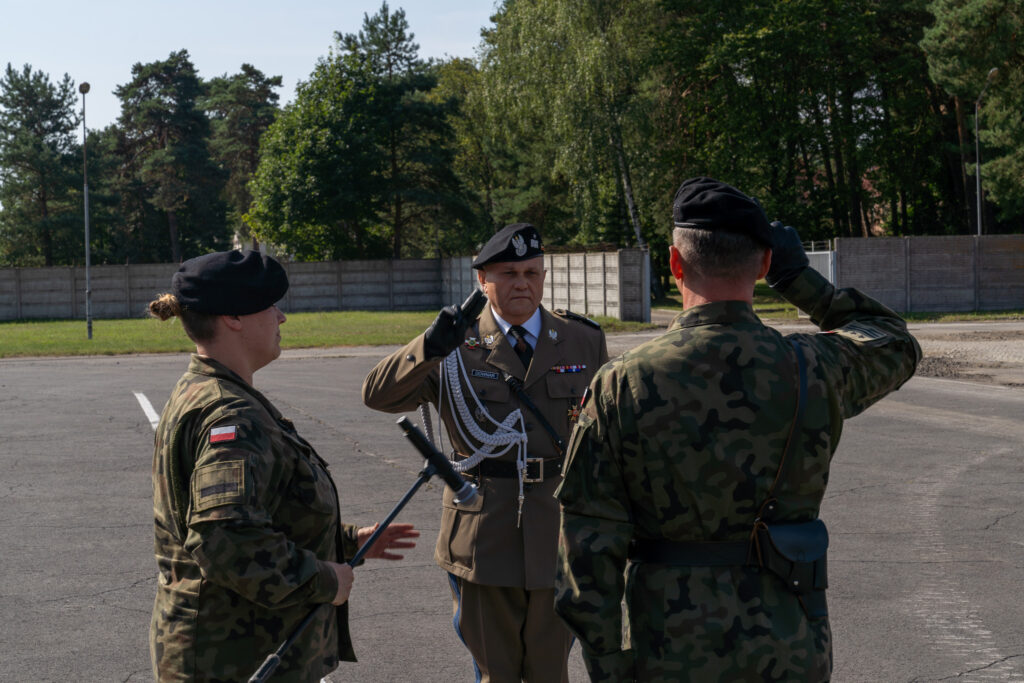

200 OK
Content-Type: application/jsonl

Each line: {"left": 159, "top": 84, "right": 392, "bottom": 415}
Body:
{"left": 209, "top": 425, "right": 237, "bottom": 444}
{"left": 551, "top": 364, "right": 587, "bottom": 373}
{"left": 464, "top": 337, "right": 481, "bottom": 349}
{"left": 823, "top": 321, "right": 888, "bottom": 344}
{"left": 553, "top": 309, "right": 601, "bottom": 329}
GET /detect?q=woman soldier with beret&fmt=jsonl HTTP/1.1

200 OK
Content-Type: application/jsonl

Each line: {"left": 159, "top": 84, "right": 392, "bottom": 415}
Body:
{"left": 148, "top": 250, "right": 418, "bottom": 682}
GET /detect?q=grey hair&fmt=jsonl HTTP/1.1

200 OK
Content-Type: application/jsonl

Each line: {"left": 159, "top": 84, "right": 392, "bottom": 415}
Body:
{"left": 672, "top": 226, "right": 766, "bottom": 280}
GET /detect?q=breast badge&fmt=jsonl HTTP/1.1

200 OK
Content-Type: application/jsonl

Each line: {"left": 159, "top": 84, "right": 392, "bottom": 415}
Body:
{"left": 550, "top": 364, "right": 586, "bottom": 374}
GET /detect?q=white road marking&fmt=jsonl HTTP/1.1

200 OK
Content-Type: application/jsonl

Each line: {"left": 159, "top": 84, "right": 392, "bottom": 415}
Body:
{"left": 134, "top": 391, "right": 160, "bottom": 431}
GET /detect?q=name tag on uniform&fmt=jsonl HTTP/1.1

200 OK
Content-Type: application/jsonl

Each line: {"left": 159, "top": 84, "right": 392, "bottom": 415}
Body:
{"left": 471, "top": 369, "right": 500, "bottom": 380}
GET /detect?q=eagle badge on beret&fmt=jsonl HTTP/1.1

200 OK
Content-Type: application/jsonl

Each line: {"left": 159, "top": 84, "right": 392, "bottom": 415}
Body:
{"left": 512, "top": 234, "right": 527, "bottom": 257}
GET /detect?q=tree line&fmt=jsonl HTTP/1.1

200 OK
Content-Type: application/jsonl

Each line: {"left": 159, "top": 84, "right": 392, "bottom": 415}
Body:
{"left": 1, "top": 0, "right": 1020, "bottom": 269}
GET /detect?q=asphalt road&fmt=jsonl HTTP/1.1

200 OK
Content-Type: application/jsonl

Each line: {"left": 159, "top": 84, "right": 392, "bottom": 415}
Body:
{"left": 1, "top": 327, "right": 1022, "bottom": 682}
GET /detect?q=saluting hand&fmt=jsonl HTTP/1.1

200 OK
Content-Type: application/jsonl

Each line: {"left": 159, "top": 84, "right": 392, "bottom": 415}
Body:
{"left": 766, "top": 221, "right": 810, "bottom": 291}
{"left": 423, "top": 305, "right": 470, "bottom": 358}
{"left": 357, "top": 523, "right": 420, "bottom": 560}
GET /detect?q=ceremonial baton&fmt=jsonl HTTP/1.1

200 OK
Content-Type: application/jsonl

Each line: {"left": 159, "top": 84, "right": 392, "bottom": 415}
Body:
{"left": 248, "top": 418, "right": 477, "bottom": 682}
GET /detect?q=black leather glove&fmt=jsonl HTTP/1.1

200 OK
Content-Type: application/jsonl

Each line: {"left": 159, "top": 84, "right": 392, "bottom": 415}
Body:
{"left": 423, "top": 305, "right": 469, "bottom": 359}
{"left": 765, "top": 221, "right": 809, "bottom": 291}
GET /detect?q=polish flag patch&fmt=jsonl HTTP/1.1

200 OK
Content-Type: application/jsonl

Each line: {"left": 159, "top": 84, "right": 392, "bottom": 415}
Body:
{"left": 210, "top": 426, "right": 238, "bottom": 444}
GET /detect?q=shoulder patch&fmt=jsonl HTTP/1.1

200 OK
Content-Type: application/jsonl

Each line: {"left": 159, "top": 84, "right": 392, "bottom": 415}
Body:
{"left": 209, "top": 425, "right": 237, "bottom": 443}
{"left": 824, "top": 321, "right": 889, "bottom": 344}
{"left": 553, "top": 308, "right": 602, "bottom": 330}
{"left": 192, "top": 459, "right": 247, "bottom": 512}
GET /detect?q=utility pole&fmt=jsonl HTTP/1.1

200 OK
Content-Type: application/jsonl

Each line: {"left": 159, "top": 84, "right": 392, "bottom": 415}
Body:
{"left": 79, "top": 82, "right": 92, "bottom": 339}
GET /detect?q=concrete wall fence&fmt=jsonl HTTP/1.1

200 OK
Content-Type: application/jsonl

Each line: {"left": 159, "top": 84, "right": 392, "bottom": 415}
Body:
{"left": 834, "top": 235, "right": 1024, "bottom": 313}
{"left": 0, "top": 248, "right": 652, "bottom": 322}
{"left": 3, "top": 235, "right": 1018, "bottom": 322}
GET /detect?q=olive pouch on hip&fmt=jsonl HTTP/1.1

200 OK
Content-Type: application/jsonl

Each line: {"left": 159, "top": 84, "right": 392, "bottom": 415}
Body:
{"left": 755, "top": 519, "right": 829, "bottom": 620}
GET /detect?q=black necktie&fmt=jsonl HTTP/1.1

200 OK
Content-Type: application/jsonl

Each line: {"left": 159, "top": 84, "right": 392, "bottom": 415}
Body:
{"left": 508, "top": 325, "right": 534, "bottom": 369}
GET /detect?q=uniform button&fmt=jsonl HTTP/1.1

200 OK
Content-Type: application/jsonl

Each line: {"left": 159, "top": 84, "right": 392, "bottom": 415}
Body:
{"left": 526, "top": 422, "right": 533, "bottom": 430}
{"left": 480, "top": 389, "right": 486, "bottom": 396}
{"left": 406, "top": 354, "right": 415, "bottom": 362}
{"left": 570, "top": 387, "right": 577, "bottom": 394}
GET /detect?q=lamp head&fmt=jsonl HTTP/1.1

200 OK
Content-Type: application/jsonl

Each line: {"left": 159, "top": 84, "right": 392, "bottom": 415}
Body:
{"left": 79, "top": 82, "right": 90, "bottom": 94}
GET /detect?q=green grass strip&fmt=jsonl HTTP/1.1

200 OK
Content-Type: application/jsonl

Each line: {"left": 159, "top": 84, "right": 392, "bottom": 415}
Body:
{"left": 0, "top": 311, "right": 657, "bottom": 358}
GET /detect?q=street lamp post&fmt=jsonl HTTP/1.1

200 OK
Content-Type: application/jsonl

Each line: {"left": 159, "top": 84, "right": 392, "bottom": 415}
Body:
{"left": 974, "top": 67, "right": 998, "bottom": 236}
{"left": 79, "top": 82, "right": 92, "bottom": 339}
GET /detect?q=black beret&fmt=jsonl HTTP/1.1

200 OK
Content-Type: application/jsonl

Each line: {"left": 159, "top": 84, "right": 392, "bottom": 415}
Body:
{"left": 171, "top": 250, "right": 288, "bottom": 315}
{"left": 672, "top": 177, "right": 773, "bottom": 247}
{"left": 472, "top": 223, "right": 544, "bottom": 269}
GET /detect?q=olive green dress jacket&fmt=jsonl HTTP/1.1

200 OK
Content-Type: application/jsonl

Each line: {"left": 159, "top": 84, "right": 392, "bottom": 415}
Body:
{"left": 362, "top": 305, "right": 608, "bottom": 589}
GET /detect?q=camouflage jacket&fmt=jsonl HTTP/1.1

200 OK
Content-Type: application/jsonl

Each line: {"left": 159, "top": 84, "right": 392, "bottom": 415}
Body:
{"left": 151, "top": 355, "right": 361, "bottom": 682}
{"left": 555, "top": 269, "right": 921, "bottom": 682}
{"left": 363, "top": 305, "right": 608, "bottom": 588}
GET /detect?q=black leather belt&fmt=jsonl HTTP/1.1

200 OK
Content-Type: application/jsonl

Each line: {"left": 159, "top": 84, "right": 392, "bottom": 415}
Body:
{"left": 458, "top": 456, "right": 563, "bottom": 483}
{"left": 628, "top": 538, "right": 752, "bottom": 566}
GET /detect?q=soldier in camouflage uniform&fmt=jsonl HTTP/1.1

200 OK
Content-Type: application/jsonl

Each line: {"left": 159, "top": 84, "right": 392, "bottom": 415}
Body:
{"left": 554, "top": 178, "right": 921, "bottom": 681}
{"left": 149, "top": 250, "right": 417, "bottom": 682}
{"left": 363, "top": 224, "right": 608, "bottom": 682}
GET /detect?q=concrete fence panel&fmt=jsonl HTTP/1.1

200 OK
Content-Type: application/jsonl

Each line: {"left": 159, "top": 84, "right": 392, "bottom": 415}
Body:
{"left": 979, "top": 236, "right": 1024, "bottom": 311}
{"left": 0, "top": 249, "right": 651, "bottom": 322}
{"left": 834, "top": 235, "right": 1024, "bottom": 313}
{"left": 835, "top": 237, "right": 909, "bottom": 312}
{"left": 908, "top": 236, "right": 976, "bottom": 313}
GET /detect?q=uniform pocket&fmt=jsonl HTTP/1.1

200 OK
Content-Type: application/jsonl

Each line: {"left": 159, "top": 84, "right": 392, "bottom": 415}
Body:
{"left": 151, "top": 589, "right": 198, "bottom": 680}
{"left": 191, "top": 459, "right": 247, "bottom": 512}
{"left": 469, "top": 373, "right": 510, "bottom": 404}
{"left": 545, "top": 373, "right": 586, "bottom": 401}
{"left": 287, "top": 453, "right": 337, "bottom": 515}
{"left": 439, "top": 483, "right": 484, "bottom": 570}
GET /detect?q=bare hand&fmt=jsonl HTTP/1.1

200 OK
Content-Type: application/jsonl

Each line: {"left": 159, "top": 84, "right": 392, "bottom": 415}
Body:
{"left": 328, "top": 562, "right": 354, "bottom": 606}
{"left": 357, "top": 523, "right": 420, "bottom": 560}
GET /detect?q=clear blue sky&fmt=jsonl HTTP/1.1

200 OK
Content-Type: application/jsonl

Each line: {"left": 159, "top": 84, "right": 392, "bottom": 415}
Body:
{"left": 2, "top": 0, "right": 497, "bottom": 130}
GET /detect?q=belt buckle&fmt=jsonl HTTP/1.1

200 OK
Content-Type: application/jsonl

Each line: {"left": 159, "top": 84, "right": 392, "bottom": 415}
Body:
{"left": 523, "top": 457, "right": 544, "bottom": 483}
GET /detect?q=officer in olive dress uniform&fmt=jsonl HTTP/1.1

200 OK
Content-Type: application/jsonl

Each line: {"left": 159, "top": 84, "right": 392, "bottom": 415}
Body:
{"left": 149, "top": 250, "right": 417, "bottom": 682}
{"left": 555, "top": 178, "right": 921, "bottom": 681}
{"left": 362, "top": 224, "right": 609, "bottom": 682}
